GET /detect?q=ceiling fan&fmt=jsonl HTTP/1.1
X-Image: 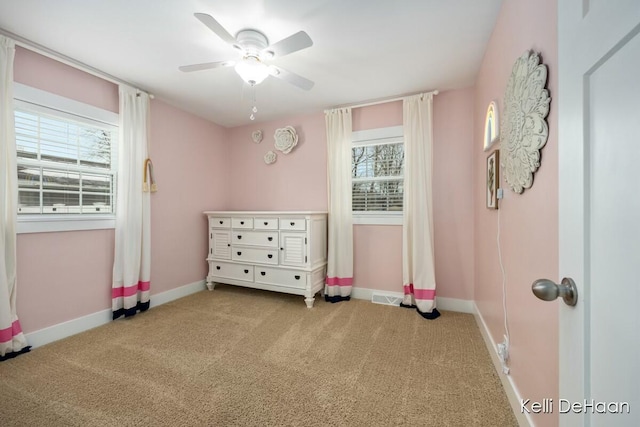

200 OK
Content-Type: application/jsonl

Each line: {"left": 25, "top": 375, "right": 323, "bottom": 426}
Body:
{"left": 179, "top": 13, "right": 314, "bottom": 90}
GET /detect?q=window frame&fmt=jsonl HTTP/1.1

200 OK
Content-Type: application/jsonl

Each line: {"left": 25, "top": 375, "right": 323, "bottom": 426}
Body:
{"left": 351, "top": 125, "right": 404, "bottom": 225}
{"left": 14, "top": 83, "right": 119, "bottom": 234}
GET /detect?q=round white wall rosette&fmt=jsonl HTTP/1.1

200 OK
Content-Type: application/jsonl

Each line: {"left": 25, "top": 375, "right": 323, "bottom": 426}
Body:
{"left": 252, "top": 130, "right": 263, "bottom": 143}
{"left": 273, "top": 126, "right": 298, "bottom": 154}
{"left": 264, "top": 150, "right": 277, "bottom": 165}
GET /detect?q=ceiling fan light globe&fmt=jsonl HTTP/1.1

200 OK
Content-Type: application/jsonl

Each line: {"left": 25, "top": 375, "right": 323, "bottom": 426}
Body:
{"left": 235, "top": 57, "right": 269, "bottom": 86}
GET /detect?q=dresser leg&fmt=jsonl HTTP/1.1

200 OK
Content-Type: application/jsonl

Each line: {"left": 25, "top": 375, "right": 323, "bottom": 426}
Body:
{"left": 206, "top": 281, "right": 215, "bottom": 291}
{"left": 304, "top": 296, "right": 315, "bottom": 308}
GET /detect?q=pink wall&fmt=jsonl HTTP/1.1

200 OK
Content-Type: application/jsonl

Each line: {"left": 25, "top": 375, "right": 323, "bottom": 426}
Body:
{"left": 352, "top": 101, "right": 403, "bottom": 130}
{"left": 433, "top": 88, "right": 475, "bottom": 300}
{"left": 149, "top": 100, "right": 230, "bottom": 294}
{"left": 226, "top": 112, "right": 327, "bottom": 211}
{"left": 14, "top": 49, "right": 230, "bottom": 333}
{"left": 17, "top": 230, "right": 114, "bottom": 332}
{"left": 227, "top": 93, "right": 475, "bottom": 300}
{"left": 14, "top": 47, "right": 118, "bottom": 113}
{"left": 474, "top": 1, "right": 559, "bottom": 426}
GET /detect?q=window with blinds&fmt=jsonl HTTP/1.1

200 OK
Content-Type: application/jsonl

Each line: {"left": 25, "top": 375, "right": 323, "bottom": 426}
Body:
{"left": 352, "top": 129, "right": 404, "bottom": 213}
{"left": 15, "top": 106, "right": 117, "bottom": 216}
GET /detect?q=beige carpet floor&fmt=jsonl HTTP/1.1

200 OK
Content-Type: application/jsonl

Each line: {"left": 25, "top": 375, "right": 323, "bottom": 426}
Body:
{"left": 0, "top": 285, "right": 517, "bottom": 426}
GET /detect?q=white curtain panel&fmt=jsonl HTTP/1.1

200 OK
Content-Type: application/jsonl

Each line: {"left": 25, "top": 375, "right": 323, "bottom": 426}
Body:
{"left": 402, "top": 93, "right": 440, "bottom": 319}
{"left": 0, "top": 35, "right": 30, "bottom": 360}
{"left": 325, "top": 107, "right": 353, "bottom": 301}
{"left": 112, "top": 85, "right": 151, "bottom": 319}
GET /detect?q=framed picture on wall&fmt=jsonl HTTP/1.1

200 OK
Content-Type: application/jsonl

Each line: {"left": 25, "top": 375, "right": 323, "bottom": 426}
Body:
{"left": 487, "top": 149, "right": 499, "bottom": 209}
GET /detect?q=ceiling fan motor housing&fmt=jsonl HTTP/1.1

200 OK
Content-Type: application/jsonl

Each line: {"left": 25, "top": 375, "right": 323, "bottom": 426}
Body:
{"left": 234, "top": 30, "right": 269, "bottom": 56}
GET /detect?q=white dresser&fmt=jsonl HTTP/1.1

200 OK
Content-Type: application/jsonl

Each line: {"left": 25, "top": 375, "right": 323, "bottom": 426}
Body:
{"left": 204, "top": 211, "right": 328, "bottom": 308}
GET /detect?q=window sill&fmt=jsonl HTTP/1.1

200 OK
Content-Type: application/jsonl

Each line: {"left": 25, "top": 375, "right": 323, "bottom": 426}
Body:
{"left": 17, "top": 215, "right": 116, "bottom": 234}
{"left": 353, "top": 213, "right": 402, "bottom": 226}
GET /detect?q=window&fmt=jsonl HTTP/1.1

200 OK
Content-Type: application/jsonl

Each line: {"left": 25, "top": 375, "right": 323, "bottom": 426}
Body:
{"left": 14, "top": 84, "right": 119, "bottom": 233}
{"left": 351, "top": 126, "right": 404, "bottom": 225}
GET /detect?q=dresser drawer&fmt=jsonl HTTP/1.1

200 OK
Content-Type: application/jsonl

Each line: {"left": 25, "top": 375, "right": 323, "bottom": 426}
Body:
{"left": 210, "top": 217, "right": 231, "bottom": 228}
{"left": 209, "top": 261, "right": 253, "bottom": 282}
{"left": 231, "top": 217, "right": 253, "bottom": 229}
{"left": 254, "top": 218, "right": 279, "bottom": 230}
{"left": 232, "top": 231, "right": 278, "bottom": 247}
{"left": 232, "top": 247, "right": 279, "bottom": 265}
{"left": 280, "top": 218, "right": 306, "bottom": 231}
{"left": 255, "top": 267, "right": 307, "bottom": 290}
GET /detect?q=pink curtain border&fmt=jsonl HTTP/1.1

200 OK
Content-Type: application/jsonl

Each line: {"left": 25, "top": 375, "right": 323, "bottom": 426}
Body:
{"left": 112, "top": 280, "right": 151, "bottom": 299}
{"left": 403, "top": 283, "right": 436, "bottom": 301}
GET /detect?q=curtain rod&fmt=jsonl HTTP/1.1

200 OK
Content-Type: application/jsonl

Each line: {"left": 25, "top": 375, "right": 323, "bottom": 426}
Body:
{"left": 325, "top": 89, "right": 439, "bottom": 112}
{"left": 0, "top": 28, "right": 154, "bottom": 98}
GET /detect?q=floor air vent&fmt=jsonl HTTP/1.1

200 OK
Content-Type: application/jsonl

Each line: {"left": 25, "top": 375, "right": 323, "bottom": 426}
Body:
{"left": 371, "top": 293, "right": 403, "bottom": 306}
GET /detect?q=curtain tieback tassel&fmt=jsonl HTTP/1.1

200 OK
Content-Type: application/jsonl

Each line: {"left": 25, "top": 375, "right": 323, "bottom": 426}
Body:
{"left": 143, "top": 158, "right": 157, "bottom": 193}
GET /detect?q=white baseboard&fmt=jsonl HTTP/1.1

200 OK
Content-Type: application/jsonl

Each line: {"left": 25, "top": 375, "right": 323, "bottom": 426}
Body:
{"left": 473, "top": 302, "right": 532, "bottom": 427}
{"left": 351, "top": 287, "right": 397, "bottom": 302}
{"left": 25, "top": 308, "right": 113, "bottom": 350}
{"left": 149, "top": 279, "right": 207, "bottom": 307}
{"left": 26, "top": 279, "right": 207, "bottom": 349}
{"left": 350, "top": 287, "right": 474, "bottom": 313}
{"left": 436, "top": 296, "right": 475, "bottom": 313}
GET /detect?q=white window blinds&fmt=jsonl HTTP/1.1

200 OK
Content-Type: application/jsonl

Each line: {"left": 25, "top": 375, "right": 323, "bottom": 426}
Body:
{"left": 15, "top": 105, "right": 117, "bottom": 215}
{"left": 351, "top": 127, "right": 404, "bottom": 213}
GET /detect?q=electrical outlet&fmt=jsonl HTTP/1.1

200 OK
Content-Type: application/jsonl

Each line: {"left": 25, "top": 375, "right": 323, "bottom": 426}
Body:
{"left": 497, "top": 335, "right": 510, "bottom": 374}
{"left": 497, "top": 335, "right": 509, "bottom": 361}
{"left": 497, "top": 342, "right": 506, "bottom": 361}
{"left": 497, "top": 188, "right": 504, "bottom": 199}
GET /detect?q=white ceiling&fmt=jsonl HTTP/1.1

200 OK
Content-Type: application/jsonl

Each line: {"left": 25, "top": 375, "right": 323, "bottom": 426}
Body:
{"left": 0, "top": 0, "right": 502, "bottom": 128}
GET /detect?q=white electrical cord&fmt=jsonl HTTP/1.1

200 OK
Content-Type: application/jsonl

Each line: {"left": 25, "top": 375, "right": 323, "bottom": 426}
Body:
{"left": 496, "top": 199, "right": 510, "bottom": 374}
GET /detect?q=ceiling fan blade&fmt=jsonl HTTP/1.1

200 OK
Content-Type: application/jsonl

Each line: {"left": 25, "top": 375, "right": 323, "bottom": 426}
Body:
{"left": 194, "top": 13, "right": 236, "bottom": 45}
{"left": 179, "top": 61, "right": 234, "bottom": 73}
{"left": 269, "top": 66, "right": 314, "bottom": 91}
{"left": 265, "top": 31, "right": 313, "bottom": 57}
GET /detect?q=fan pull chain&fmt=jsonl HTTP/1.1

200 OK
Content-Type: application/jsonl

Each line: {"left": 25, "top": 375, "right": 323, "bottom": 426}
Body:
{"left": 249, "top": 87, "right": 257, "bottom": 120}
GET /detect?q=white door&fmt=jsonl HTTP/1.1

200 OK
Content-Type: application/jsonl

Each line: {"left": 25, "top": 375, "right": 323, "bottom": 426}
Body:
{"left": 558, "top": 1, "right": 640, "bottom": 426}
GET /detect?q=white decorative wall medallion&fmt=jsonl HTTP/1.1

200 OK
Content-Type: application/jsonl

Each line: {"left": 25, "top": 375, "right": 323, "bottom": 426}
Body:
{"left": 274, "top": 126, "right": 298, "bottom": 154}
{"left": 252, "top": 129, "right": 263, "bottom": 143}
{"left": 264, "top": 150, "right": 277, "bottom": 165}
{"left": 500, "top": 50, "right": 551, "bottom": 193}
